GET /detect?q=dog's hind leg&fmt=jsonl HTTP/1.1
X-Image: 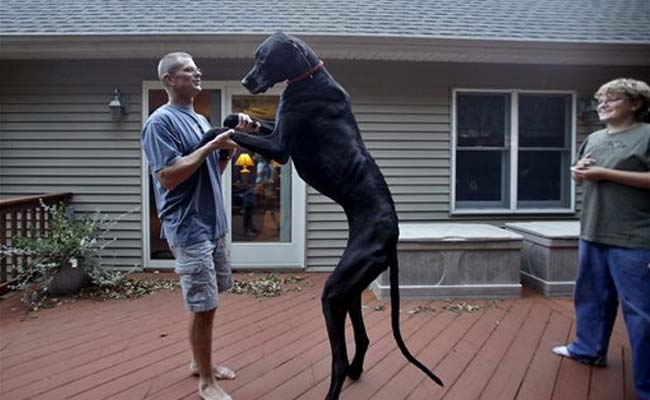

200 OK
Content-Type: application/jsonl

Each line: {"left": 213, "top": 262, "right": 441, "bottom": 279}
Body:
{"left": 346, "top": 294, "right": 369, "bottom": 380}
{"left": 322, "top": 221, "right": 396, "bottom": 400}
{"left": 321, "top": 277, "right": 350, "bottom": 400}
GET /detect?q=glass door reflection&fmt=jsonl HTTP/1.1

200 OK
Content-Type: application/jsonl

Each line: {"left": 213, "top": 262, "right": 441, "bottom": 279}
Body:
{"left": 147, "top": 89, "right": 219, "bottom": 260}
{"left": 231, "top": 95, "right": 291, "bottom": 243}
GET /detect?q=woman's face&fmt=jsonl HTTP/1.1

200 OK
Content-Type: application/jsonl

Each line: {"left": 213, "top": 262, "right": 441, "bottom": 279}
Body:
{"left": 596, "top": 93, "right": 641, "bottom": 125}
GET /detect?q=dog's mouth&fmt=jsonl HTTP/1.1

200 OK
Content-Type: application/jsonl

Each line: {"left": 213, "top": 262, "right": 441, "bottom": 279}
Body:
{"left": 242, "top": 77, "right": 271, "bottom": 95}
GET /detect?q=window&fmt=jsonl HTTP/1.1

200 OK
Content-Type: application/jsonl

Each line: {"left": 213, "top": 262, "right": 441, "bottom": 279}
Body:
{"left": 452, "top": 90, "right": 575, "bottom": 213}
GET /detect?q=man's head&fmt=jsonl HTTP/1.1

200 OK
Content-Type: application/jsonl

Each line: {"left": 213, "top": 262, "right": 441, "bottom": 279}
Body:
{"left": 157, "top": 52, "right": 202, "bottom": 98}
{"left": 595, "top": 78, "right": 650, "bottom": 123}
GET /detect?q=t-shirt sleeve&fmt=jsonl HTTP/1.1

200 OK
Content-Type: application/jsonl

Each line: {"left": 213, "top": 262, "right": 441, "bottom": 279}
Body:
{"left": 576, "top": 136, "right": 590, "bottom": 162}
{"left": 141, "top": 119, "right": 182, "bottom": 173}
{"left": 198, "top": 114, "right": 212, "bottom": 129}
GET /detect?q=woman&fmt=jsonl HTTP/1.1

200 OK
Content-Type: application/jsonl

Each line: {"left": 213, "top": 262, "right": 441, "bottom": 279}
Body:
{"left": 552, "top": 78, "right": 650, "bottom": 400}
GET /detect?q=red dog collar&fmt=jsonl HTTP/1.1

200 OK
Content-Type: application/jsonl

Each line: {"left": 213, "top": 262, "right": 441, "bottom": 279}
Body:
{"left": 287, "top": 61, "right": 325, "bottom": 85}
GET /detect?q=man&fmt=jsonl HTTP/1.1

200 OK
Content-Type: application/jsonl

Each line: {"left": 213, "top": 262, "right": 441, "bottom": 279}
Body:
{"left": 141, "top": 52, "right": 238, "bottom": 400}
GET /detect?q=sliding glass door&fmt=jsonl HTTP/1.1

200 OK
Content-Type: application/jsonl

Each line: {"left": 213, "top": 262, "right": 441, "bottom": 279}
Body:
{"left": 142, "top": 82, "right": 305, "bottom": 269}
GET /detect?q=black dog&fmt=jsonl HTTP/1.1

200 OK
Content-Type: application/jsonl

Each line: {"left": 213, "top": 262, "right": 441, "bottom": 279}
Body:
{"left": 223, "top": 32, "right": 443, "bottom": 400}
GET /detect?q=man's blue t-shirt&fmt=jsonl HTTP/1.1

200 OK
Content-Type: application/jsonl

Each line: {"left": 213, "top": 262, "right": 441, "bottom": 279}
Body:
{"left": 141, "top": 104, "right": 228, "bottom": 247}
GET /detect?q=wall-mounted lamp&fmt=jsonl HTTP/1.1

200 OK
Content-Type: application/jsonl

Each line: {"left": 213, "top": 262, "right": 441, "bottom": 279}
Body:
{"left": 578, "top": 97, "right": 598, "bottom": 121}
{"left": 108, "top": 88, "right": 128, "bottom": 120}
{"left": 235, "top": 153, "right": 255, "bottom": 174}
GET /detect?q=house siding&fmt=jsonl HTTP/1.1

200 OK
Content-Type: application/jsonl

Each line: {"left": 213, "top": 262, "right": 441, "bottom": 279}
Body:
{"left": 1, "top": 60, "right": 648, "bottom": 271}
{"left": 303, "top": 61, "right": 650, "bottom": 271}
{"left": 0, "top": 63, "right": 147, "bottom": 269}
{"left": 306, "top": 95, "right": 451, "bottom": 270}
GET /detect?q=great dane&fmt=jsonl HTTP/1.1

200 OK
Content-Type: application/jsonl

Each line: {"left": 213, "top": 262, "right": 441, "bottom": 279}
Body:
{"left": 220, "top": 32, "right": 443, "bottom": 400}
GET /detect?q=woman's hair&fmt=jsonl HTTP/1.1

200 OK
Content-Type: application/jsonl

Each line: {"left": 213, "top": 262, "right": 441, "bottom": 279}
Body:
{"left": 595, "top": 78, "right": 650, "bottom": 121}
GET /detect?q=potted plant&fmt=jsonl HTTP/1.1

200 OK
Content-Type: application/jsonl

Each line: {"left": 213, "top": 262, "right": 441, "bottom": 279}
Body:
{"left": 8, "top": 201, "right": 118, "bottom": 296}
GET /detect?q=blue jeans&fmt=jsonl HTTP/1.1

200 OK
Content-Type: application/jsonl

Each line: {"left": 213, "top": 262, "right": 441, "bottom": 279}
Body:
{"left": 569, "top": 240, "right": 650, "bottom": 400}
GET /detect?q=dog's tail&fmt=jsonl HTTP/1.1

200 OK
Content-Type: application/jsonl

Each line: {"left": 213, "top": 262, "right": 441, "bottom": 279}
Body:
{"left": 389, "top": 248, "right": 444, "bottom": 387}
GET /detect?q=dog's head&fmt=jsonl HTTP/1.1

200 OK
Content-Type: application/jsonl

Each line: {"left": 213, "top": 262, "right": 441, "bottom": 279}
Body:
{"left": 241, "top": 32, "right": 320, "bottom": 94}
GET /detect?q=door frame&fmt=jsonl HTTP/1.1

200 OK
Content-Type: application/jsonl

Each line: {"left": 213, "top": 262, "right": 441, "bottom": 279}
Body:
{"left": 141, "top": 80, "right": 306, "bottom": 270}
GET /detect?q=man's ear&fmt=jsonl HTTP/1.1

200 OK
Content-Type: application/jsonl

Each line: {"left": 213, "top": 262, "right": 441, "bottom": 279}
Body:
{"left": 162, "top": 72, "right": 174, "bottom": 87}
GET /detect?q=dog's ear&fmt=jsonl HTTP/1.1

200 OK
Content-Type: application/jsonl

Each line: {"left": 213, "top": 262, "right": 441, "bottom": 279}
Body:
{"left": 258, "top": 32, "right": 294, "bottom": 58}
{"left": 285, "top": 35, "right": 320, "bottom": 65}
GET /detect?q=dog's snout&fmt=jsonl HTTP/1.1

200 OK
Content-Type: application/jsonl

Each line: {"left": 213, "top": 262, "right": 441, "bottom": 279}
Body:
{"left": 241, "top": 76, "right": 255, "bottom": 93}
{"left": 241, "top": 72, "right": 261, "bottom": 94}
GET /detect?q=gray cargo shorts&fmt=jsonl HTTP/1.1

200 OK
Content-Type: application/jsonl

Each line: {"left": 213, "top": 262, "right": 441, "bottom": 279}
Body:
{"left": 172, "top": 237, "right": 234, "bottom": 313}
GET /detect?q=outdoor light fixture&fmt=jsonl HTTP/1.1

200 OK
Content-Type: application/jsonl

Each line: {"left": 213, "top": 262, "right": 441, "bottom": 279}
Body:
{"left": 578, "top": 97, "right": 598, "bottom": 121}
{"left": 108, "top": 88, "right": 128, "bottom": 120}
{"left": 235, "top": 153, "right": 255, "bottom": 173}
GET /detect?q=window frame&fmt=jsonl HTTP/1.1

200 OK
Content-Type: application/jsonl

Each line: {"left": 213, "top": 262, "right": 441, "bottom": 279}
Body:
{"left": 450, "top": 88, "right": 577, "bottom": 215}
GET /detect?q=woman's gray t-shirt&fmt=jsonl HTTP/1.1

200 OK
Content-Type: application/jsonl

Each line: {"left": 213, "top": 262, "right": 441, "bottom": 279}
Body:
{"left": 578, "top": 123, "right": 650, "bottom": 249}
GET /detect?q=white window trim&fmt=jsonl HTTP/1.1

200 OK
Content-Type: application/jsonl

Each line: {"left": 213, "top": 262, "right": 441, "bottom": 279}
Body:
{"left": 450, "top": 88, "right": 577, "bottom": 215}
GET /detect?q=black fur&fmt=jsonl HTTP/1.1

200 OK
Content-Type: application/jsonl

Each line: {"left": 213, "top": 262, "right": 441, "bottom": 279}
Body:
{"left": 229, "top": 32, "right": 443, "bottom": 400}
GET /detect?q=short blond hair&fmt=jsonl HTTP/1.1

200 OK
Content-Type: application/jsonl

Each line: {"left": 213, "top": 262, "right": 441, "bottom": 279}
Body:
{"left": 595, "top": 78, "right": 650, "bottom": 121}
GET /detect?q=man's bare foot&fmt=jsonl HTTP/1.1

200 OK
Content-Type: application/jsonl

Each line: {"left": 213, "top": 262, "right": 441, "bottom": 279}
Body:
{"left": 198, "top": 381, "right": 232, "bottom": 400}
{"left": 190, "top": 360, "right": 236, "bottom": 380}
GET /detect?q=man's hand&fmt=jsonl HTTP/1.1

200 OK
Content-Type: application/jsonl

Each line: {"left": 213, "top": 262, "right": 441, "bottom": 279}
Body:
{"left": 235, "top": 113, "right": 261, "bottom": 133}
{"left": 206, "top": 129, "right": 238, "bottom": 152}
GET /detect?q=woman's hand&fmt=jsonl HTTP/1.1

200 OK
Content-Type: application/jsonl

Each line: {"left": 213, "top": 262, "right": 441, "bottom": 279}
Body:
{"left": 571, "top": 153, "right": 598, "bottom": 182}
{"left": 571, "top": 165, "right": 607, "bottom": 182}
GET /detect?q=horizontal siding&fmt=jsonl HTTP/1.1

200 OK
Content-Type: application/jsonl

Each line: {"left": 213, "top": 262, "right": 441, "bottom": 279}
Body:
{"left": 306, "top": 94, "right": 451, "bottom": 269}
{"left": 2, "top": 159, "right": 141, "bottom": 167}
{"left": 3, "top": 60, "right": 647, "bottom": 272}
{"left": 0, "top": 64, "right": 144, "bottom": 269}
{"left": 303, "top": 87, "right": 619, "bottom": 271}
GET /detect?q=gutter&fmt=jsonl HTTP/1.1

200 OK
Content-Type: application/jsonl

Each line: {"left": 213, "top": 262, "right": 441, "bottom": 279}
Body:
{"left": 1, "top": 33, "right": 649, "bottom": 66}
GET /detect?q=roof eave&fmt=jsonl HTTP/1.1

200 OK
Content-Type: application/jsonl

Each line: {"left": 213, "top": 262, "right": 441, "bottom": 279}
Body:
{"left": 1, "top": 33, "right": 649, "bottom": 66}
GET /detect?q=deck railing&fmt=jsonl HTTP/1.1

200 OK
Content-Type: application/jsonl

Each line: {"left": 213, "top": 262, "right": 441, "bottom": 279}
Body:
{"left": 0, "top": 192, "right": 73, "bottom": 294}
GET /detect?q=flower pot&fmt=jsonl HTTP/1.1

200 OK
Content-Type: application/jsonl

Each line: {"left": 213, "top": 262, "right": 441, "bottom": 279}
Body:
{"left": 47, "top": 263, "right": 90, "bottom": 296}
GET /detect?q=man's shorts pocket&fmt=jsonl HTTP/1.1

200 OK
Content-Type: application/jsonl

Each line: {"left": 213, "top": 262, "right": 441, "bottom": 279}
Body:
{"left": 174, "top": 241, "right": 218, "bottom": 312}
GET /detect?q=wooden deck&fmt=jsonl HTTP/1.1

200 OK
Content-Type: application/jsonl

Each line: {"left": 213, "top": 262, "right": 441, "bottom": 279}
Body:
{"left": 0, "top": 273, "right": 635, "bottom": 400}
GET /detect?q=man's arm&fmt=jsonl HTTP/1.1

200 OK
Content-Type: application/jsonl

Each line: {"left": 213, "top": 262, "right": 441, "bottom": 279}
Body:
{"left": 157, "top": 130, "right": 237, "bottom": 191}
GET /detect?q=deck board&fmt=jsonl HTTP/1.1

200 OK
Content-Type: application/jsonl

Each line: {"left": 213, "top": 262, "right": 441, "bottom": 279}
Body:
{"left": 0, "top": 273, "right": 633, "bottom": 400}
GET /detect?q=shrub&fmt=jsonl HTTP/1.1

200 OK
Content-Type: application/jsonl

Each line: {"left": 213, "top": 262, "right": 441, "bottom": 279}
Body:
{"left": 1, "top": 201, "right": 134, "bottom": 309}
